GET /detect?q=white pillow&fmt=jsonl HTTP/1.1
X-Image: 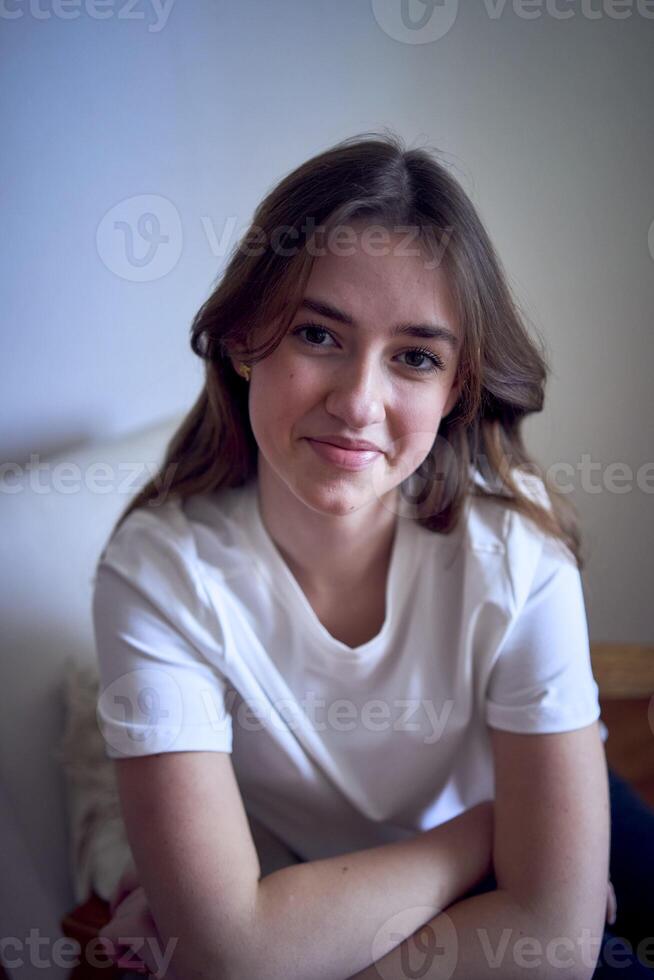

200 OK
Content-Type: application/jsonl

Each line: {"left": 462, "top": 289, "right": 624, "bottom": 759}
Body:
{"left": 54, "top": 656, "right": 133, "bottom": 904}
{"left": 55, "top": 657, "right": 303, "bottom": 905}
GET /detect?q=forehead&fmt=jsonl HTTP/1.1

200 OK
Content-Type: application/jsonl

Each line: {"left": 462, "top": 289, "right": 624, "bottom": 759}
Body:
{"left": 304, "top": 226, "right": 458, "bottom": 332}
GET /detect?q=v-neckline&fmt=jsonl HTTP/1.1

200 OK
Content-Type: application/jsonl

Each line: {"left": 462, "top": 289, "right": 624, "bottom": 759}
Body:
{"left": 237, "top": 480, "right": 415, "bottom": 659}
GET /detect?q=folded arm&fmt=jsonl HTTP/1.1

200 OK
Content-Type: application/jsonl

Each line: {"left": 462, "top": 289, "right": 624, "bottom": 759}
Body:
{"left": 112, "top": 750, "right": 495, "bottom": 980}
{"left": 349, "top": 721, "right": 611, "bottom": 980}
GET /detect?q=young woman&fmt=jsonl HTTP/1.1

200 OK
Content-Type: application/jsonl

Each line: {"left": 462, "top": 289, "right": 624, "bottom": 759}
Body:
{"left": 93, "top": 133, "right": 651, "bottom": 979}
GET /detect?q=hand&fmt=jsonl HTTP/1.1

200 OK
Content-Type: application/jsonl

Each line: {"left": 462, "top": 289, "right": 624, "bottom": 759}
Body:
{"left": 109, "top": 859, "right": 141, "bottom": 917}
{"left": 100, "top": 879, "right": 179, "bottom": 979}
{"left": 606, "top": 877, "right": 617, "bottom": 926}
{"left": 466, "top": 799, "right": 495, "bottom": 879}
{"left": 99, "top": 885, "right": 159, "bottom": 975}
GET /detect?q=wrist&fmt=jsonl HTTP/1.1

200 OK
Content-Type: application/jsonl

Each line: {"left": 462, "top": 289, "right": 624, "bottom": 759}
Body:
{"left": 429, "top": 801, "right": 495, "bottom": 909}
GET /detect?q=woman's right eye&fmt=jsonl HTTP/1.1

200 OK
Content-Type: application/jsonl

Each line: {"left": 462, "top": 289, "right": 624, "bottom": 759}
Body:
{"left": 292, "top": 324, "right": 336, "bottom": 347}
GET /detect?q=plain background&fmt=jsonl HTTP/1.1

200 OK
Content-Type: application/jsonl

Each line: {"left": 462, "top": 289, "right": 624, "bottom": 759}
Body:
{"left": 1, "top": 0, "right": 653, "bottom": 644}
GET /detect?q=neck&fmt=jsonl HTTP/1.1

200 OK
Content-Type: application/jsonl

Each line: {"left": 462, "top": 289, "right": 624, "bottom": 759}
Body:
{"left": 255, "top": 461, "right": 399, "bottom": 598}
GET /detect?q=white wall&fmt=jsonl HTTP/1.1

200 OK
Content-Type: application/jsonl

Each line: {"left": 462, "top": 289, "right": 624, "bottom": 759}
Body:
{"left": 2, "top": 0, "right": 652, "bottom": 644}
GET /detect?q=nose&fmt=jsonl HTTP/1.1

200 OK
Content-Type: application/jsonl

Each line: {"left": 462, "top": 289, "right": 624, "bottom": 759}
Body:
{"left": 323, "top": 356, "right": 386, "bottom": 430}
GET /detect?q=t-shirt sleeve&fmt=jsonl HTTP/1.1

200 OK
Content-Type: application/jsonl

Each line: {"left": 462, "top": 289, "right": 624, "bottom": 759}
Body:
{"left": 92, "top": 506, "right": 234, "bottom": 760}
{"left": 485, "top": 532, "right": 602, "bottom": 735}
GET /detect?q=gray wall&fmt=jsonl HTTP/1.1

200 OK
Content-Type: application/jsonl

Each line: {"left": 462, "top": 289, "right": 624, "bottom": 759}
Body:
{"left": 2, "top": 0, "right": 652, "bottom": 642}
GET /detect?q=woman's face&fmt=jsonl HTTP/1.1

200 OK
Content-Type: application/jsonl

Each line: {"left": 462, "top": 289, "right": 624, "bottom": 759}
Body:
{"left": 244, "top": 225, "right": 462, "bottom": 519}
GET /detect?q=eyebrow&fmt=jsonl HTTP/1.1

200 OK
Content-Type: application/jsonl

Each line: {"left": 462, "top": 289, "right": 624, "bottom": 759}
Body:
{"left": 298, "top": 296, "right": 460, "bottom": 351}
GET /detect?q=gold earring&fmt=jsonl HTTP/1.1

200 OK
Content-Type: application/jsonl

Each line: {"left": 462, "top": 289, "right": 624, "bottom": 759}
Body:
{"left": 238, "top": 363, "right": 251, "bottom": 381}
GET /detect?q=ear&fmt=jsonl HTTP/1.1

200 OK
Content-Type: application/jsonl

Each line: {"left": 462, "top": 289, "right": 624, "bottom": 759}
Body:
{"left": 228, "top": 356, "right": 243, "bottom": 378}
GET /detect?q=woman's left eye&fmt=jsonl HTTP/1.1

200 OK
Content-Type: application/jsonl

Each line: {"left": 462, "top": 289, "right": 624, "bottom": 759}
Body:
{"left": 398, "top": 348, "right": 446, "bottom": 373}
{"left": 292, "top": 324, "right": 446, "bottom": 374}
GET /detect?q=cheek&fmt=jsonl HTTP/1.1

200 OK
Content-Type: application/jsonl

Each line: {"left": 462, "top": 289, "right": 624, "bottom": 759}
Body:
{"left": 388, "top": 394, "right": 445, "bottom": 465}
{"left": 392, "top": 391, "right": 444, "bottom": 436}
{"left": 249, "top": 365, "right": 314, "bottom": 441}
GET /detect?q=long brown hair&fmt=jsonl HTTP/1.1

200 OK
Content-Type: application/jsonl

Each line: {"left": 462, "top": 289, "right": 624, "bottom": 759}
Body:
{"left": 109, "top": 129, "right": 585, "bottom": 569}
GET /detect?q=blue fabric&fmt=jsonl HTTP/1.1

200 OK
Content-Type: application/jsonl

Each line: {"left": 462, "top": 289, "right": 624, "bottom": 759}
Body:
{"left": 462, "top": 768, "right": 654, "bottom": 974}
{"left": 597, "top": 768, "right": 654, "bottom": 975}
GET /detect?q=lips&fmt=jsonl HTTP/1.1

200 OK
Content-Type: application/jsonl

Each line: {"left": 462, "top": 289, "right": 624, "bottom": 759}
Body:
{"left": 309, "top": 436, "right": 383, "bottom": 452}
{"left": 305, "top": 438, "right": 382, "bottom": 471}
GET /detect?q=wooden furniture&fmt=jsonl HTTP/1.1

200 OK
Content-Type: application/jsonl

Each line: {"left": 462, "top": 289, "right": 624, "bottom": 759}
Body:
{"left": 591, "top": 644, "right": 654, "bottom": 810}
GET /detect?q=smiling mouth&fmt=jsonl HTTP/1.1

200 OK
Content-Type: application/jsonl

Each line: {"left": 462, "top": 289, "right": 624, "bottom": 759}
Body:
{"left": 304, "top": 438, "right": 382, "bottom": 471}
{"left": 307, "top": 435, "right": 382, "bottom": 453}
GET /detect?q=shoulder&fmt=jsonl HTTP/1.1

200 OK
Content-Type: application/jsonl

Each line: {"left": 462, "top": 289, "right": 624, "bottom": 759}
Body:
{"left": 92, "top": 489, "right": 248, "bottom": 669}
{"left": 98, "top": 482, "right": 253, "bottom": 584}
{"left": 460, "top": 464, "right": 547, "bottom": 552}
{"left": 98, "top": 496, "right": 198, "bottom": 586}
{"left": 461, "top": 466, "right": 571, "bottom": 615}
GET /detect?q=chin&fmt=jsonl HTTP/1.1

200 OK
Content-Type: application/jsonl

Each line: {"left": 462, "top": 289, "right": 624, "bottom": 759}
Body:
{"left": 292, "top": 475, "right": 388, "bottom": 518}
{"left": 294, "top": 468, "right": 400, "bottom": 517}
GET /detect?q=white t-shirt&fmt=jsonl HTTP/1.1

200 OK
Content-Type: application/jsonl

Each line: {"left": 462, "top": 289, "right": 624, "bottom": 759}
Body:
{"left": 92, "top": 471, "right": 607, "bottom": 863}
